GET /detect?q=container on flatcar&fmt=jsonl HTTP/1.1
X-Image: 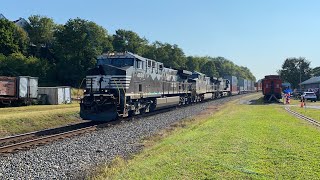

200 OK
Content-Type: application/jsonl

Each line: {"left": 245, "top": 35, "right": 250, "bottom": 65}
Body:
{"left": 0, "top": 76, "right": 38, "bottom": 99}
{"left": 238, "top": 78, "right": 248, "bottom": 94}
{"left": 251, "top": 81, "right": 255, "bottom": 92}
{"left": 0, "top": 76, "right": 38, "bottom": 106}
{"left": 224, "top": 75, "right": 238, "bottom": 95}
{"left": 19, "top": 76, "right": 38, "bottom": 99}
{"left": 0, "top": 76, "right": 16, "bottom": 96}
{"left": 247, "top": 80, "right": 252, "bottom": 92}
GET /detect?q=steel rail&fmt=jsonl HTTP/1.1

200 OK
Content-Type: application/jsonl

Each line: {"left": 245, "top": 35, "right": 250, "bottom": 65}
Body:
{"left": 0, "top": 125, "right": 97, "bottom": 153}
{"left": 285, "top": 107, "right": 320, "bottom": 127}
{"left": 0, "top": 122, "right": 96, "bottom": 147}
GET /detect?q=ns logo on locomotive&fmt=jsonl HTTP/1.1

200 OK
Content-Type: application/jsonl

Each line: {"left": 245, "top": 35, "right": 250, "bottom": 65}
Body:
{"left": 80, "top": 52, "right": 242, "bottom": 121}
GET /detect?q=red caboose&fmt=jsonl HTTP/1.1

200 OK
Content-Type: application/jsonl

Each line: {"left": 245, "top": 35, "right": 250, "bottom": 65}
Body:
{"left": 262, "top": 75, "right": 282, "bottom": 102}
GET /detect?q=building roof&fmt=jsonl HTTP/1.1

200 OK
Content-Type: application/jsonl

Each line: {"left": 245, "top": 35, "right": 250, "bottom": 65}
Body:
{"left": 0, "top": 13, "right": 6, "bottom": 19}
{"left": 12, "top": 17, "right": 29, "bottom": 28}
{"left": 301, "top": 76, "right": 320, "bottom": 85}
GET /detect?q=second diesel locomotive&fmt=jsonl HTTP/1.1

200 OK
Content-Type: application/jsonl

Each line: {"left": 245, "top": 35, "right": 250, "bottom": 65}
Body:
{"left": 80, "top": 52, "right": 238, "bottom": 121}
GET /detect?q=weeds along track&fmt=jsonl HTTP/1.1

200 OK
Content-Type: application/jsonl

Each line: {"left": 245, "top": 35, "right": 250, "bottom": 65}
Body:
{"left": 285, "top": 107, "right": 320, "bottom": 127}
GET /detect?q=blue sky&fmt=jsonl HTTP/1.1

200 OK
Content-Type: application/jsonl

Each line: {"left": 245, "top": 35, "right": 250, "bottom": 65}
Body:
{"left": 1, "top": 0, "right": 320, "bottom": 79}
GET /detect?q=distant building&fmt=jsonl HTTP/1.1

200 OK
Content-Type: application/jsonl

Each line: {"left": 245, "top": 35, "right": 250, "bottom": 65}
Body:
{"left": 301, "top": 76, "right": 320, "bottom": 89}
{"left": 0, "top": 13, "right": 6, "bottom": 19}
{"left": 13, "top": 17, "right": 29, "bottom": 28}
{"left": 301, "top": 76, "right": 320, "bottom": 99}
{"left": 0, "top": 14, "right": 29, "bottom": 29}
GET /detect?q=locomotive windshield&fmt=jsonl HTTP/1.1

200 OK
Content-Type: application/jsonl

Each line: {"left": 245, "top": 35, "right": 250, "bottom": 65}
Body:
{"left": 97, "top": 58, "right": 134, "bottom": 67}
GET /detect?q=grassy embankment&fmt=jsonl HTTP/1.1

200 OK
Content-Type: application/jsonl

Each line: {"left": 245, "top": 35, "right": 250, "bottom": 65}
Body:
{"left": 94, "top": 95, "right": 320, "bottom": 179}
{"left": 0, "top": 104, "right": 81, "bottom": 137}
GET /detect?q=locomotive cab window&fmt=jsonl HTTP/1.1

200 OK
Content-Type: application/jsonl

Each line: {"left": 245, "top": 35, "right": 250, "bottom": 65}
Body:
{"left": 136, "top": 60, "right": 143, "bottom": 69}
{"left": 111, "top": 58, "right": 134, "bottom": 67}
{"left": 152, "top": 61, "right": 156, "bottom": 73}
{"left": 159, "top": 64, "right": 163, "bottom": 71}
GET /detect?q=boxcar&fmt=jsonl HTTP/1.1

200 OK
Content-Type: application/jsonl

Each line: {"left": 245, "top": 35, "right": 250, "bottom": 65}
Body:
{"left": 0, "top": 76, "right": 38, "bottom": 106}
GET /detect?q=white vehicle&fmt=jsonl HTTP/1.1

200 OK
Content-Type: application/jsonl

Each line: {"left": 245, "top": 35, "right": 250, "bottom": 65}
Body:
{"left": 302, "top": 92, "right": 317, "bottom": 102}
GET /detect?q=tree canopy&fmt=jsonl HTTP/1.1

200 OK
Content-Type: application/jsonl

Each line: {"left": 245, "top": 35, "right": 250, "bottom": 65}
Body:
{"left": 0, "top": 15, "right": 256, "bottom": 86}
{"left": 113, "top": 29, "right": 147, "bottom": 55}
{"left": 26, "top": 15, "right": 56, "bottom": 47}
{"left": 312, "top": 66, "right": 320, "bottom": 77}
{"left": 0, "top": 19, "right": 29, "bottom": 56}
{"left": 53, "top": 18, "right": 113, "bottom": 85}
{"left": 278, "top": 57, "right": 312, "bottom": 89}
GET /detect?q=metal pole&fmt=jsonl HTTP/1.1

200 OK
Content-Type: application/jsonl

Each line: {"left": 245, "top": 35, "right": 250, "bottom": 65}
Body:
{"left": 300, "top": 62, "right": 302, "bottom": 92}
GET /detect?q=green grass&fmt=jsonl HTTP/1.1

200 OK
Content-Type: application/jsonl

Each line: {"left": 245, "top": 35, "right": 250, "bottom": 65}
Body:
{"left": 93, "top": 97, "right": 320, "bottom": 179}
{"left": 0, "top": 104, "right": 82, "bottom": 137}
{"left": 291, "top": 106, "right": 320, "bottom": 122}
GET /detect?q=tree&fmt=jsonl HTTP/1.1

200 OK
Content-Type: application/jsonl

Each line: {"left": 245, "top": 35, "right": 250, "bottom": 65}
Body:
{"left": 143, "top": 41, "right": 186, "bottom": 69}
{"left": 112, "top": 29, "right": 148, "bottom": 54}
{"left": 54, "top": 18, "right": 112, "bottom": 86}
{"left": 186, "top": 56, "right": 200, "bottom": 72}
{"left": 0, "top": 19, "right": 29, "bottom": 55}
{"left": 278, "top": 57, "right": 312, "bottom": 89}
{"left": 312, "top": 66, "right": 320, "bottom": 77}
{"left": 26, "top": 15, "right": 56, "bottom": 46}
{"left": 200, "top": 61, "right": 218, "bottom": 77}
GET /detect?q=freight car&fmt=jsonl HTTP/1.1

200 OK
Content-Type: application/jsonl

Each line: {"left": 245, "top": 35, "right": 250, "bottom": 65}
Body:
{"left": 255, "top": 80, "right": 262, "bottom": 91}
{"left": 262, "top": 75, "right": 282, "bottom": 102}
{"left": 80, "top": 52, "right": 235, "bottom": 121}
{"left": 238, "top": 78, "right": 248, "bottom": 94}
{"left": 0, "top": 76, "right": 38, "bottom": 106}
{"left": 224, "top": 75, "right": 238, "bottom": 95}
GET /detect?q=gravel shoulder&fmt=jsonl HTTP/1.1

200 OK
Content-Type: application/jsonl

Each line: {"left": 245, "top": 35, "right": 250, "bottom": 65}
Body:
{"left": 0, "top": 94, "right": 251, "bottom": 179}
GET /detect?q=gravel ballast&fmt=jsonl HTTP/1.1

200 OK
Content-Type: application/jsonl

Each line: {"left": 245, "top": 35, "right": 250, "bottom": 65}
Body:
{"left": 0, "top": 95, "right": 247, "bottom": 179}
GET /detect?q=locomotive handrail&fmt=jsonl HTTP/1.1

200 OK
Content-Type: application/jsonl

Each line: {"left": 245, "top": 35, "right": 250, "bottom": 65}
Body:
{"left": 113, "top": 78, "right": 127, "bottom": 113}
{"left": 112, "top": 79, "right": 121, "bottom": 105}
{"left": 77, "top": 78, "right": 86, "bottom": 98}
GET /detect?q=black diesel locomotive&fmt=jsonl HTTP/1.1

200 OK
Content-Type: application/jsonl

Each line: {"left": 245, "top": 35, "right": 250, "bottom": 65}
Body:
{"left": 80, "top": 52, "right": 231, "bottom": 121}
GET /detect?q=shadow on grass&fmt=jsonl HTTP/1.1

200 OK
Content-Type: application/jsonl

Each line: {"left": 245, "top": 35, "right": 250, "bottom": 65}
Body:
{"left": 242, "top": 97, "right": 283, "bottom": 105}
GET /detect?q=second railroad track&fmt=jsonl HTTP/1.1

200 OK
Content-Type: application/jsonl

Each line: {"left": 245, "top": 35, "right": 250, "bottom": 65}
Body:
{"left": 285, "top": 107, "right": 320, "bottom": 127}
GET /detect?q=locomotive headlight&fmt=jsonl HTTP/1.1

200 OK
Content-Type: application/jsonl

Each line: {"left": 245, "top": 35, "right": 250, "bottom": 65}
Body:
{"left": 83, "top": 89, "right": 87, "bottom": 92}
{"left": 104, "top": 90, "right": 108, "bottom": 92}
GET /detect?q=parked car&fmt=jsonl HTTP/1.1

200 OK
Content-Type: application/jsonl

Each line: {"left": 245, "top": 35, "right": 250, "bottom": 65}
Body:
{"left": 302, "top": 92, "right": 317, "bottom": 102}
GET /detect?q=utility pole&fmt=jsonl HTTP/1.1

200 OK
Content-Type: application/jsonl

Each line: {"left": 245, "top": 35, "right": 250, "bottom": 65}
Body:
{"left": 299, "top": 61, "right": 302, "bottom": 91}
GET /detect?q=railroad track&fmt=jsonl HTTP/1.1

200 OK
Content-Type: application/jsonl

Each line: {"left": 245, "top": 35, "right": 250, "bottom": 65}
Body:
{"left": 285, "top": 107, "right": 320, "bottom": 127}
{"left": 0, "top": 107, "right": 175, "bottom": 154}
{"left": 0, "top": 93, "right": 251, "bottom": 154}
{"left": 0, "top": 122, "right": 100, "bottom": 154}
